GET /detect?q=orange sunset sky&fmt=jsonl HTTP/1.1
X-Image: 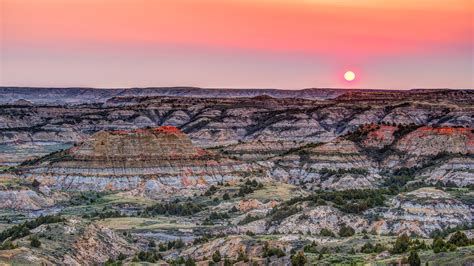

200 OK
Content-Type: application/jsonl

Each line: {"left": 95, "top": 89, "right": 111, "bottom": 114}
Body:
{"left": 0, "top": 0, "right": 473, "bottom": 89}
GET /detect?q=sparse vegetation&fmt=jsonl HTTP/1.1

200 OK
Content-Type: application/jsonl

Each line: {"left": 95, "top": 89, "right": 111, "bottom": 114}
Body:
{"left": 0, "top": 215, "right": 64, "bottom": 242}
{"left": 338, "top": 225, "right": 355, "bottom": 237}
{"left": 262, "top": 242, "right": 285, "bottom": 258}
{"left": 144, "top": 202, "right": 202, "bottom": 216}
{"left": 319, "top": 228, "right": 335, "bottom": 237}
{"left": 0, "top": 240, "right": 17, "bottom": 250}
{"left": 237, "top": 214, "right": 261, "bottom": 225}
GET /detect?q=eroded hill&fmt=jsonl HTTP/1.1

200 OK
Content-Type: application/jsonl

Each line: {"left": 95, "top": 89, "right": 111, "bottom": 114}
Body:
{"left": 0, "top": 89, "right": 473, "bottom": 265}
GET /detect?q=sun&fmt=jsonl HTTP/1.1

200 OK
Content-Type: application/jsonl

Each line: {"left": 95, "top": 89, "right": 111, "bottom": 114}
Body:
{"left": 344, "top": 71, "right": 356, "bottom": 81}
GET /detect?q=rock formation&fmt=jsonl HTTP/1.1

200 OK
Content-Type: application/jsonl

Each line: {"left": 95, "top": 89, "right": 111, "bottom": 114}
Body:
{"left": 20, "top": 126, "right": 258, "bottom": 194}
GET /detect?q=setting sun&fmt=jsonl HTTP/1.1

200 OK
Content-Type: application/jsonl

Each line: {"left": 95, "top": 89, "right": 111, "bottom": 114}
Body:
{"left": 344, "top": 71, "right": 356, "bottom": 81}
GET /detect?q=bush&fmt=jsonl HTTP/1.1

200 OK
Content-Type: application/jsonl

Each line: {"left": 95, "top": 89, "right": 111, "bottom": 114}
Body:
{"left": 291, "top": 251, "right": 307, "bottom": 266}
{"left": 433, "top": 237, "right": 457, "bottom": 253}
{"left": 0, "top": 240, "right": 17, "bottom": 250}
{"left": 193, "top": 235, "right": 211, "bottom": 245}
{"left": 392, "top": 234, "right": 410, "bottom": 254}
{"left": 148, "top": 240, "right": 156, "bottom": 247}
{"left": 238, "top": 215, "right": 261, "bottom": 225}
{"left": 319, "top": 228, "right": 335, "bottom": 237}
{"left": 360, "top": 242, "right": 374, "bottom": 253}
{"left": 0, "top": 215, "right": 64, "bottom": 242}
{"left": 236, "top": 248, "right": 249, "bottom": 262}
{"left": 136, "top": 250, "right": 162, "bottom": 263}
{"left": 30, "top": 236, "right": 41, "bottom": 248}
{"left": 448, "top": 231, "right": 469, "bottom": 247}
{"left": 144, "top": 202, "right": 202, "bottom": 216}
{"left": 303, "top": 242, "right": 318, "bottom": 253}
{"left": 237, "top": 180, "right": 263, "bottom": 197}
{"left": 267, "top": 205, "right": 301, "bottom": 225}
{"left": 104, "top": 259, "right": 123, "bottom": 266}
{"left": 170, "top": 239, "right": 185, "bottom": 249}
{"left": 263, "top": 242, "right": 285, "bottom": 258}
{"left": 212, "top": 250, "right": 222, "bottom": 262}
{"left": 408, "top": 251, "right": 421, "bottom": 266}
{"left": 223, "top": 193, "right": 230, "bottom": 200}
{"left": 338, "top": 225, "right": 355, "bottom": 237}
{"left": 204, "top": 185, "right": 218, "bottom": 196}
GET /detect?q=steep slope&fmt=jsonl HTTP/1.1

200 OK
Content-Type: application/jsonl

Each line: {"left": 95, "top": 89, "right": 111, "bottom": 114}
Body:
{"left": 371, "top": 188, "right": 472, "bottom": 237}
{"left": 0, "top": 219, "right": 137, "bottom": 265}
{"left": 20, "top": 126, "right": 259, "bottom": 194}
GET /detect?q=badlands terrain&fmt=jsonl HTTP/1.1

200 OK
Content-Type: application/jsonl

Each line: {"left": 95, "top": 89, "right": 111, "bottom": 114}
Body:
{"left": 0, "top": 87, "right": 473, "bottom": 265}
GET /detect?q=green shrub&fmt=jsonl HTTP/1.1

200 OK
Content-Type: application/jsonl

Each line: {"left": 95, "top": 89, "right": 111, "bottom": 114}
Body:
{"left": 144, "top": 202, "right": 202, "bottom": 216}
{"left": 212, "top": 250, "right": 222, "bottom": 262}
{"left": 338, "top": 225, "right": 355, "bottom": 237}
{"left": 185, "top": 257, "right": 196, "bottom": 266}
{"left": 30, "top": 236, "right": 41, "bottom": 248}
{"left": 0, "top": 240, "right": 17, "bottom": 250}
{"left": 291, "top": 251, "right": 307, "bottom": 266}
{"left": 303, "top": 242, "right": 318, "bottom": 253}
{"left": 136, "top": 250, "right": 162, "bottom": 263}
{"left": 319, "top": 228, "right": 335, "bottom": 237}
{"left": 433, "top": 237, "right": 457, "bottom": 253}
{"left": 408, "top": 251, "right": 421, "bottom": 266}
{"left": 392, "top": 234, "right": 410, "bottom": 254}
{"left": 267, "top": 205, "right": 301, "bottom": 225}
{"left": 236, "top": 248, "right": 249, "bottom": 262}
{"left": 263, "top": 242, "right": 285, "bottom": 257}
{"left": 448, "top": 231, "right": 469, "bottom": 247}
{"left": 0, "top": 215, "right": 64, "bottom": 242}
{"left": 238, "top": 215, "right": 261, "bottom": 225}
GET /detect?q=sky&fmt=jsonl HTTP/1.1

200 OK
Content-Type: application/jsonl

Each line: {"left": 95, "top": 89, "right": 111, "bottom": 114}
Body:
{"left": 0, "top": 0, "right": 473, "bottom": 89}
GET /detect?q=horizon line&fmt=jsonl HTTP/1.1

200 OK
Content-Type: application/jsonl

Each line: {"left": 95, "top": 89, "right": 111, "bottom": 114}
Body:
{"left": 1, "top": 86, "right": 472, "bottom": 91}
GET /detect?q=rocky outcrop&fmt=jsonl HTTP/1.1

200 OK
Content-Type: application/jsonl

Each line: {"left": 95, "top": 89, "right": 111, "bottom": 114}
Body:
{"left": 268, "top": 140, "right": 378, "bottom": 190}
{"left": 372, "top": 188, "right": 472, "bottom": 237}
{"left": 395, "top": 127, "right": 473, "bottom": 156}
{"left": 1, "top": 219, "right": 138, "bottom": 265}
{"left": 270, "top": 206, "right": 369, "bottom": 235}
{"left": 319, "top": 173, "right": 381, "bottom": 191}
{"left": 419, "top": 157, "right": 474, "bottom": 187}
{"left": 64, "top": 222, "right": 136, "bottom": 265}
{"left": 237, "top": 199, "right": 278, "bottom": 212}
{"left": 0, "top": 189, "right": 55, "bottom": 210}
{"left": 362, "top": 125, "right": 398, "bottom": 149}
{"left": 19, "top": 126, "right": 259, "bottom": 193}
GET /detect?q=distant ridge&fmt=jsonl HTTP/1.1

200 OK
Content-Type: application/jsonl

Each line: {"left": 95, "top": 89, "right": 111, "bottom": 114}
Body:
{"left": 0, "top": 87, "right": 470, "bottom": 105}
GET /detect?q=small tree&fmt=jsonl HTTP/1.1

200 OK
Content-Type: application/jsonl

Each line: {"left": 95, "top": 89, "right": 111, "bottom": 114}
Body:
{"left": 338, "top": 225, "right": 355, "bottom": 237}
{"left": 448, "top": 231, "right": 469, "bottom": 247}
{"left": 291, "top": 251, "right": 307, "bottom": 266}
{"left": 320, "top": 228, "right": 335, "bottom": 237}
{"left": 32, "top": 179, "right": 41, "bottom": 187}
{"left": 237, "top": 248, "right": 249, "bottom": 262}
{"left": 223, "top": 258, "right": 232, "bottom": 266}
{"left": 392, "top": 234, "right": 410, "bottom": 254}
{"left": 212, "top": 250, "right": 222, "bottom": 263}
{"left": 408, "top": 251, "right": 421, "bottom": 266}
{"left": 223, "top": 193, "right": 230, "bottom": 200}
{"left": 148, "top": 240, "right": 156, "bottom": 247}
